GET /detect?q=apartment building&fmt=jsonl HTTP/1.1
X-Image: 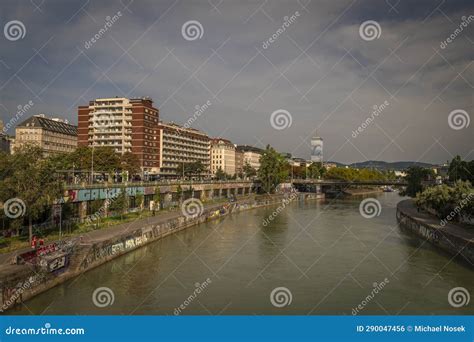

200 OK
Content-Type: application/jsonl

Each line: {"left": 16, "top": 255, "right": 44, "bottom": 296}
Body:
{"left": 210, "top": 138, "right": 236, "bottom": 176}
{"left": 237, "top": 145, "right": 263, "bottom": 171}
{"left": 13, "top": 114, "right": 77, "bottom": 156}
{"left": 78, "top": 97, "right": 160, "bottom": 173}
{"left": 235, "top": 147, "right": 244, "bottom": 176}
{"left": 158, "top": 122, "right": 210, "bottom": 178}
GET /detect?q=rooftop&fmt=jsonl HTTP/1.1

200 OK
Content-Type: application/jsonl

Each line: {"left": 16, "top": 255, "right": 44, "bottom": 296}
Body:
{"left": 17, "top": 115, "right": 78, "bottom": 136}
{"left": 236, "top": 145, "right": 263, "bottom": 153}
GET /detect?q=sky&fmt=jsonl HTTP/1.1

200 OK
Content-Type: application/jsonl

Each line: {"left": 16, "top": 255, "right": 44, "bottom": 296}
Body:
{"left": 0, "top": 0, "right": 473, "bottom": 164}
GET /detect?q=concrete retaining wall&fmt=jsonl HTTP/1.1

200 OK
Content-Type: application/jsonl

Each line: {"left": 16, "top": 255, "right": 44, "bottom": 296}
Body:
{"left": 396, "top": 201, "right": 474, "bottom": 266}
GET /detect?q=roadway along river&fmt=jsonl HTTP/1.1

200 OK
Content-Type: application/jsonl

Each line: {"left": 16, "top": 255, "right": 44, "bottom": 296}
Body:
{"left": 13, "top": 192, "right": 473, "bottom": 315}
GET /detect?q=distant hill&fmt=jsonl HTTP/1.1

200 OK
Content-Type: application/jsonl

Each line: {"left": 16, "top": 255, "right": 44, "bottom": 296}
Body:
{"left": 327, "top": 160, "right": 435, "bottom": 170}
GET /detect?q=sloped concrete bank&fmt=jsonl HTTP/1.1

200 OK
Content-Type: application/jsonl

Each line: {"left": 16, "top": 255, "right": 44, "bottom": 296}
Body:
{"left": 396, "top": 199, "right": 474, "bottom": 266}
{"left": 0, "top": 193, "right": 323, "bottom": 312}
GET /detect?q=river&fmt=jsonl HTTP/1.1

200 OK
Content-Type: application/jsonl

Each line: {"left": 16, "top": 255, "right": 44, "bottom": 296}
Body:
{"left": 12, "top": 192, "right": 473, "bottom": 315}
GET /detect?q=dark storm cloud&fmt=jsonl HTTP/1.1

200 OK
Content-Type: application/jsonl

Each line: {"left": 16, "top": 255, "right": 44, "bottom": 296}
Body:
{"left": 0, "top": 0, "right": 473, "bottom": 163}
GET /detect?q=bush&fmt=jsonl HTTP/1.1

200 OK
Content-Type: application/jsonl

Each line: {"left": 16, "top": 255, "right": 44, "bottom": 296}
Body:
{"left": 415, "top": 181, "right": 473, "bottom": 222}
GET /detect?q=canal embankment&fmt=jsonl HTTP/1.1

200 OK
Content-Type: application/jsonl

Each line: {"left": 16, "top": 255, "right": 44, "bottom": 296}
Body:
{"left": 0, "top": 192, "right": 323, "bottom": 312}
{"left": 396, "top": 199, "right": 474, "bottom": 266}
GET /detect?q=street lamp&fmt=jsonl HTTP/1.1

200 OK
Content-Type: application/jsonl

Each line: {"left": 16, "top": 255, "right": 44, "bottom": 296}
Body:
{"left": 90, "top": 144, "right": 95, "bottom": 185}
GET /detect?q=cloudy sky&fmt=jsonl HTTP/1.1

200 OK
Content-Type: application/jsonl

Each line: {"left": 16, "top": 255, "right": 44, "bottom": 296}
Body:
{"left": 0, "top": 0, "right": 472, "bottom": 164}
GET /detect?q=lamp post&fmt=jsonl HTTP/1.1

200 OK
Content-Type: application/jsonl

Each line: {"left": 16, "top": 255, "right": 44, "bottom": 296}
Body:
{"left": 90, "top": 144, "right": 95, "bottom": 185}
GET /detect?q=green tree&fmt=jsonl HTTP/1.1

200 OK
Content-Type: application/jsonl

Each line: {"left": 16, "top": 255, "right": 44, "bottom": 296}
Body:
{"left": 416, "top": 180, "right": 473, "bottom": 221}
{"left": 215, "top": 167, "right": 227, "bottom": 180}
{"left": 53, "top": 146, "right": 122, "bottom": 182}
{"left": 243, "top": 161, "right": 256, "bottom": 178}
{"left": 189, "top": 161, "right": 205, "bottom": 177}
{"left": 135, "top": 193, "right": 144, "bottom": 211}
{"left": 0, "top": 145, "right": 62, "bottom": 241}
{"left": 109, "top": 190, "right": 129, "bottom": 219}
{"left": 308, "top": 162, "right": 323, "bottom": 179}
{"left": 292, "top": 165, "right": 306, "bottom": 179}
{"left": 257, "top": 145, "right": 289, "bottom": 194}
{"left": 93, "top": 146, "right": 121, "bottom": 179}
{"left": 176, "top": 184, "right": 183, "bottom": 204}
{"left": 402, "top": 166, "right": 434, "bottom": 197}
{"left": 177, "top": 161, "right": 206, "bottom": 179}
{"left": 176, "top": 163, "right": 186, "bottom": 178}
{"left": 324, "top": 167, "right": 354, "bottom": 181}
{"left": 448, "top": 155, "right": 472, "bottom": 183}
{"left": 153, "top": 187, "right": 161, "bottom": 210}
{"left": 323, "top": 167, "right": 386, "bottom": 182}
{"left": 121, "top": 152, "right": 140, "bottom": 176}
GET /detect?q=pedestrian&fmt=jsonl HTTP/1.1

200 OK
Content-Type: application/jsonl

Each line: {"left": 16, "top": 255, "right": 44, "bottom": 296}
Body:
{"left": 31, "top": 236, "right": 38, "bottom": 249}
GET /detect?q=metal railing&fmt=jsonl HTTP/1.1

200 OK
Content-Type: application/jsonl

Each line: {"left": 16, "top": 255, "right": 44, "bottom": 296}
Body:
{"left": 64, "top": 179, "right": 257, "bottom": 190}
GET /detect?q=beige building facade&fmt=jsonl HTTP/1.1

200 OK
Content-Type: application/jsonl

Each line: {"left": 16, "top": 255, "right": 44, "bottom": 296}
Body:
{"left": 14, "top": 114, "right": 77, "bottom": 156}
{"left": 237, "top": 145, "right": 263, "bottom": 171}
{"left": 211, "top": 138, "right": 236, "bottom": 176}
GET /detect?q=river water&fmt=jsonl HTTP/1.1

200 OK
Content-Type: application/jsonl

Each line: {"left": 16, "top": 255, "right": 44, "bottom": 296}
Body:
{"left": 13, "top": 192, "right": 473, "bottom": 315}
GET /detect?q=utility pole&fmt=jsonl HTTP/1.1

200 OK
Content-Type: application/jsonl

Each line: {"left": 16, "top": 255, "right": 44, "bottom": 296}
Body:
{"left": 72, "top": 162, "right": 75, "bottom": 184}
{"left": 90, "top": 144, "right": 95, "bottom": 185}
{"left": 59, "top": 202, "right": 62, "bottom": 237}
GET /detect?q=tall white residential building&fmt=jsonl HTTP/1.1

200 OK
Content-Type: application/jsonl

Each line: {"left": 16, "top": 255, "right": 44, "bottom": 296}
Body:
{"left": 158, "top": 122, "right": 210, "bottom": 178}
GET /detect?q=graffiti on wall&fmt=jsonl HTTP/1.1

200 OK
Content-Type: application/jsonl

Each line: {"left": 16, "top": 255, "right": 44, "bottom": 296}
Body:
{"left": 81, "top": 233, "right": 151, "bottom": 269}
{"left": 65, "top": 187, "right": 146, "bottom": 203}
{"left": 1, "top": 273, "right": 46, "bottom": 312}
{"left": 17, "top": 239, "right": 76, "bottom": 275}
{"left": 18, "top": 242, "right": 60, "bottom": 264}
